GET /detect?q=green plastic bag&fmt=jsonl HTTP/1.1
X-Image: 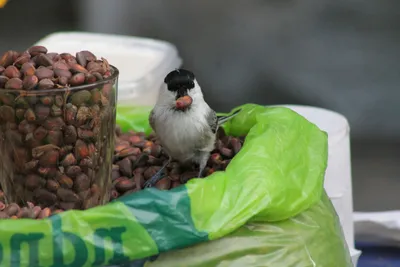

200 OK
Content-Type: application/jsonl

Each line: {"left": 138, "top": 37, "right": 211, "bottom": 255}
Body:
{"left": 145, "top": 192, "right": 351, "bottom": 267}
{"left": 0, "top": 104, "right": 352, "bottom": 267}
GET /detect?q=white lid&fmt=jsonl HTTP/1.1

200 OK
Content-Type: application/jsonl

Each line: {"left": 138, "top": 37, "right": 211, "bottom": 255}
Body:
{"left": 34, "top": 31, "right": 182, "bottom": 106}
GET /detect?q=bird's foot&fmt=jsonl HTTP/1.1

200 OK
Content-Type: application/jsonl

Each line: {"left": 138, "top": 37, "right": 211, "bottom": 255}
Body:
{"left": 143, "top": 169, "right": 165, "bottom": 188}
{"left": 197, "top": 169, "right": 204, "bottom": 179}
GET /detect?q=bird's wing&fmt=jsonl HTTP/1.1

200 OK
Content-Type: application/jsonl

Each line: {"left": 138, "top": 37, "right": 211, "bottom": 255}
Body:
{"left": 207, "top": 108, "right": 242, "bottom": 134}
{"left": 149, "top": 109, "right": 156, "bottom": 132}
{"left": 216, "top": 108, "right": 242, "bottom": 126}
{"left": 206, "top": 109, "right": 218, "bottom": 134}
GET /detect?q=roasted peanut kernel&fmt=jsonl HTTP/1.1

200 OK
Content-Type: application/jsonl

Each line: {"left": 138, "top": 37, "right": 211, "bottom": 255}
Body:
{"left": 23, "top": 75, "right": 39, "bottom": 90}
{"left": 5, "top": 78, "right": 23, "bottom": 90}
{"left": 4, "top": 65, "right": 21, "bottom": 79}
{"left": 28, "top": 46, "right": 48, "bottom": 57}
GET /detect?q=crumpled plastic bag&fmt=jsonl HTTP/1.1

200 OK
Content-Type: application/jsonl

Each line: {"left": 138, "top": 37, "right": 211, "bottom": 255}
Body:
{"left": 141, "top": 193, "right": 351, "bottom": 267}
{"left": 0, "top": 104, "right": 352, "bottom": 267}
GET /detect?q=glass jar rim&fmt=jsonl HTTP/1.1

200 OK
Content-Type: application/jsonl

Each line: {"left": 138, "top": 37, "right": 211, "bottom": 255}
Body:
{"left": 0, "top": 65, "right": 119, "bottom": 96}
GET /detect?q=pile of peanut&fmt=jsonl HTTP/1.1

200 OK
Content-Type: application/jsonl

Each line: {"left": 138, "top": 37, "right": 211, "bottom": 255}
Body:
{"left": 0, "top": 126, "right": 245, "bottom": 219}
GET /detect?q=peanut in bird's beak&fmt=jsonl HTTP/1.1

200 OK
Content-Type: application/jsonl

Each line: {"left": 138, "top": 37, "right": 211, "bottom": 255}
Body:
{"left": 175, "top": 95, "right": 193, "bottom": 110}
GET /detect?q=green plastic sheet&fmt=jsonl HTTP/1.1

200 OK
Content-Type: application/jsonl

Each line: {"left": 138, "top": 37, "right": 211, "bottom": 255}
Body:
{"left": 0, "top": 104, "right": 352, "bottom": 267}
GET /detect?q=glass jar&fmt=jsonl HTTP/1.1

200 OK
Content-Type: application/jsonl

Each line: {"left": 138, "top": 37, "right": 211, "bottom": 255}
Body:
{"left": 0, "top": 66, "right": 119, "bottom": 211}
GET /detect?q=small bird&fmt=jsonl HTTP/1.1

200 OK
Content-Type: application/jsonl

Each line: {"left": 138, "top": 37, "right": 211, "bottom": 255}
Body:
{"left": 143, "top": 68, "right": 241, "bottom": 188}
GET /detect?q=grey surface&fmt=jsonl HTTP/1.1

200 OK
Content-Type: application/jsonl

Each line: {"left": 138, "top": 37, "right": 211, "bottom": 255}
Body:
{"left": 0, "top": 0, "right": 399, "bottom": 211}
{"left": 0, "top": 0, "right": 76, "bottom": 51}
{"left": 78, "top": 0, "right": 400, "bottom": 211}
{"left": 79, "top": 0, "right": 400, "bottom": 140}
{"left": 352, "top": 140, "right": 400, "bottom": 211}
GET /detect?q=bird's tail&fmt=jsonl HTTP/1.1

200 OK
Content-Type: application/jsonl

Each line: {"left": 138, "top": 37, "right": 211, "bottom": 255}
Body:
{"left": 217, "top": 108, "right": 242, "bottom": 125}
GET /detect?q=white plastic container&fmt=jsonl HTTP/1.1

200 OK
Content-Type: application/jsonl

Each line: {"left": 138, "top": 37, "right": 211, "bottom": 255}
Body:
{"left": 279, "top": 105, "right": 361, "bottom": 266}
{"left": 34, "top": 31, "right": 182, "bottom": 106}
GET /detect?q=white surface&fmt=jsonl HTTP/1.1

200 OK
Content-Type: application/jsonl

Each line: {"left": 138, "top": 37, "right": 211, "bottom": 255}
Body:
{"left": 330, "top": 194, "right": 346, "bottom": 226}
{"left": 279, "top": 105, "right": 356, "bottom": 252}
{"left": 34, "top": 31, "right": 182, "bottom": 106}
{"left": 351, "top": 247, "right": 362, "bottom": 267}
{"left": 354, "top": 210, "right": 400, "bottom": 246}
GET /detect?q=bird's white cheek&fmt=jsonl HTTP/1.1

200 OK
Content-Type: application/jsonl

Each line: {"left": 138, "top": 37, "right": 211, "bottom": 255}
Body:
{"left": 158, "top": 91, "right": 177, "bottom": 107}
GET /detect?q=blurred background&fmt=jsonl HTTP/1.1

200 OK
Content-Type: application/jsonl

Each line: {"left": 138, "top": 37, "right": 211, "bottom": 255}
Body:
{"left": 1, "top": 0, "right": 399, "bottom": 211}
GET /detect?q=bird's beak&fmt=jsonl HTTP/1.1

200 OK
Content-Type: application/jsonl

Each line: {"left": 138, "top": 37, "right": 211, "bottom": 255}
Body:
{"left": 175, "top": 95, "right": 193, "bottom": 110}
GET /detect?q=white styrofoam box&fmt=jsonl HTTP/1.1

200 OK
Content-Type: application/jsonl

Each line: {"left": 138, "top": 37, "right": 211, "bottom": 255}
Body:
{"left": 354, "top": 210, "right": 400, "bottom": 245}
{"left": 278, "top": 105, "right": 356, "bottom": 251}
{"left": 330, "top": 194, "right": 346, "bottom": 226}
{"left": 333, "top": 195, "right": 362, "bottom": 266}
{"left": 34, "top": 31, "right": 182, "bottom": 106}
{"left": 351, "top": 248, "right": 362, "bottom": 267}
